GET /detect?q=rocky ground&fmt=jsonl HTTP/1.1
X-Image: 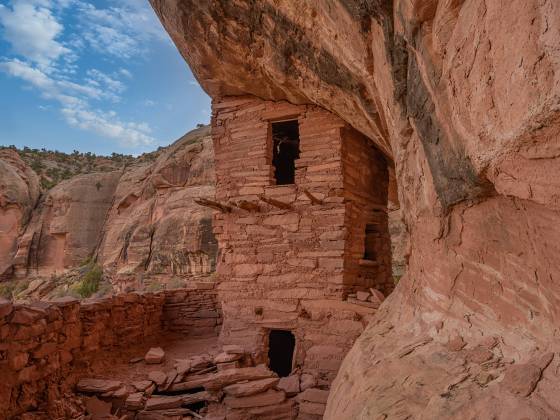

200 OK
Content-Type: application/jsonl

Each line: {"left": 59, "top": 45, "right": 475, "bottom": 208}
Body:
{"left": 72, "top": 340, "right": 323, "bottom": 420}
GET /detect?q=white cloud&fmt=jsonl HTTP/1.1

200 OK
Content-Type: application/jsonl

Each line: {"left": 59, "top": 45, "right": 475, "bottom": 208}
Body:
{"left": 61, "top": 106, "right": 154, "bottom": 147}
{"left": 119, "top": 68, "right": 132, "bottom": 78}
{"left": 74, "top": 1, "right": 168, "bottom": 59}
{"left": 86, "top": 69, "right": 125, "bottom": 94}
{"left": 143, "top": 99, "right": 156, "bottom": 107}
{"left": 0, "top": 58, "right": 54, "bottom": 89}
{"left": 1, "top": 58, "right": 155, "bottom": 147}
{"left": 0, "top": 0, "right": 70, "bottom": 69}
{"left": 0, "top": 0, "right": 166, "bottom": 149}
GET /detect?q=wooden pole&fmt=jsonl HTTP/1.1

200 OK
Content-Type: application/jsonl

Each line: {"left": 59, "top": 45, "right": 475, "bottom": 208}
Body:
{"left": 234, "top": 200, "right": 260, "bottom": 212}
{"left": 258, "top": 195, "right": 292, "bottom": 210}
{"left": 303, "top": 189, "right": 323, "bottom": 205}
{"left": 194, "top": 198, "right": 232, "bottom": 213}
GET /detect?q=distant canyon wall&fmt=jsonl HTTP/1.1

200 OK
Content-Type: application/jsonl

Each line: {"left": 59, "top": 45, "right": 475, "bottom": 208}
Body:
{"left": 0, "top": 127, "right": 218, "bottom": 289}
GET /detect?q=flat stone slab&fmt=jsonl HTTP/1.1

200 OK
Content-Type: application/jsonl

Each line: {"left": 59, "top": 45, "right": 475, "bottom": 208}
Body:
{"left": 214, "top": 351, "right": 242, "bottom": 364}
{"left": 170, "top": 365, "right": 276, "bottom": 392}
{"left": 223, "top": 377, "right": 279, "bottom": 397}
{"left": 224, "top": 389, "right": 286, "bottom": 409}
{"left": 145, "top": 395, "right": 183, "bottom": 411}
{"left": 77, "top": 378, "right": 122, "bottom": 394}
{"left": 297, "top": 388, "right": 330, "bottom": 404}
{"left": 277, "top": 375, "right": 300, "bottom": 395}
{"left": 132, "top": 380, "right": 153, "bottom": 392}
{"left": 125, "top": 393, "right": 145, "bottom": 411}
{"left": 222, "top": 344, "right": 244, "bottom": 355}
{"left": 148, "top": 370, "right": 167, "bottom": 386}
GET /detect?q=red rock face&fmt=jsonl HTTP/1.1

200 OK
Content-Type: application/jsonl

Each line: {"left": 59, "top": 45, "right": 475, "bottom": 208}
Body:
{"left": 13, "top": 171, "right": 121, "bottom": 277}
{"left": 4, "top": 127, "right": 218, "bottom": 291}
{"left": 0, "top": 150, "right": 40, "bottom": 279}
{"left": 98, "top": 127, "right": 217, "bottom": 291}
{"left": 150, "top": 0, "right": 560, "bottom": 417}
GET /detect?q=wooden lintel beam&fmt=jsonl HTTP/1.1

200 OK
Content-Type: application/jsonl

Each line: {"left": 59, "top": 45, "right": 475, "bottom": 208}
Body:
{"left": 194, "top": 198, "right": 232, "bottom": 213}
{"left": 303, "top": 189, "right": 323, "bottom": 205}
{"left": 258, "top": 195, "right": 292, "bottom": 210}
{"left": 235, "top": 200, "right": 260, "bottom": 212}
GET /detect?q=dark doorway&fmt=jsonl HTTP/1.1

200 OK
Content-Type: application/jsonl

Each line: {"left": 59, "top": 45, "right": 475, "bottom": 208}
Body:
{"left": 268, "top": 329, "right": 295, "bottom": 377}
{"left": 272, "top": 120, "right": 300, "bottom": 185}
{"left": 364, "top": 223, "right": 379, "bottom": 261}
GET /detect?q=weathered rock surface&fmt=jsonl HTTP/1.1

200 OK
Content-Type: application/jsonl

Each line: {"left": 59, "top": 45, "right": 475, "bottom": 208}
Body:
{"left": 97, "top": 126, "right": 217, "bottom": 291}
{"left": 145, "top": 347, "right": 166, "bottom": 364}
{"left": 2, "top": 127, "right": 217, "bottom": 293}
{"left": 150, "top": 0, "right": 560, "bottom": 418}
{"left": 13, "top": 171, "right": 120, "bottom": 277}
{"left": 0, "top": 150, "right": 40, "bottom": 279}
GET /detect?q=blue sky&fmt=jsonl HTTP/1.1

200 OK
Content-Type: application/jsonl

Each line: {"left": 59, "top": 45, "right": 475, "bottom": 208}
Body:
{"left": 0, "top": 0, "right": 211, "bottom": 155}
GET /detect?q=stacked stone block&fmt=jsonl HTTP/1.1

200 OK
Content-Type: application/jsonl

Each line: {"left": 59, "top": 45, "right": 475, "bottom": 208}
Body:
{"left": 211, "top": 95, "right": 391, "bottom": 387}
{"left": 163, "top": 282, "right": 222, "bottom": 336}
{"left": 0, "top": 284, "right": 222, "bottom": 417}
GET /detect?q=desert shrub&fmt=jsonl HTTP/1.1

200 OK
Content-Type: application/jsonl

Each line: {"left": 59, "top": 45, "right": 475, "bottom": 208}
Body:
{"left": 0, "top": 280, "right": 31, "bottom": 299}
{"left": 30, "top": 158, "right": 44, "bottom": 172}
{"left": 73, "top": 264, "right": 102, "bottom": 298}
{"left": 167, "top": 277, "right": 185, "bottom": 290}
{"left": 145, "top": 282, "right": 163, "bottom": 292}
{"left": 79, "top": 255, "right": 93, "bottom": 266}
{"left": 0, "top": 282, "right": 15, "bottom": 299}
{"left": 40, "top": 177, "right": 56, "bottom": 190}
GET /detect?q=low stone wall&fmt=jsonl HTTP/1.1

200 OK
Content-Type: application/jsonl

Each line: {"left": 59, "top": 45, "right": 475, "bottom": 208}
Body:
{"left": 163, "top": 283, "right": 222, "bottom": 336}
{"left": 0, "top": 283, "right": 221, "bottom": 418}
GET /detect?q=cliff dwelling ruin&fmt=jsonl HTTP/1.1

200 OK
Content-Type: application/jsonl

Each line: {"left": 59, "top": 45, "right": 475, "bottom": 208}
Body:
{"left": 1, "top": 97, "right": 397, "bottom": 419}
{"left": 212, "top": 95, "right": 394, "bottom": 384}
{"left": 5, "top": 0, "right": 559, "bottom": 419}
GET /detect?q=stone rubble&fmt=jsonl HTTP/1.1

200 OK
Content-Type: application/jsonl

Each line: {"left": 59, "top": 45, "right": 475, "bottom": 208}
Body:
{"left": 74, "top": 344, "right": 330, "bottom": 419}
{"left": 1, "top": 286, "right": 222, "bottom": 418}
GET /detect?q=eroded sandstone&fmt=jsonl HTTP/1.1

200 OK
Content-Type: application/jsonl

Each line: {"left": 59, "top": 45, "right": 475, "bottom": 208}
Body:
{"left": 149, "top": 0, "right": 560, "bottom": 418}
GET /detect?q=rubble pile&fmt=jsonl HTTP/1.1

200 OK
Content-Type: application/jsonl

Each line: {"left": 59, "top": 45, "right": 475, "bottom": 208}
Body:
{"left": 76, "top": 345, "right": 329, "bottom": 420}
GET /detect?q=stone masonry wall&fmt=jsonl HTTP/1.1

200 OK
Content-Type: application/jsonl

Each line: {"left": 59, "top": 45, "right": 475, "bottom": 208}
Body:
{"left": 163, "top": 283, "right": 222, "bottom": 336}
{"left": 341, "top": 127, "right": 393, "bottom": 296}
{"left": 0, "top": 284, "right": 221, "bottom": 418}
{"left": 211, "top": 95, "right": 388, "bottom": 386}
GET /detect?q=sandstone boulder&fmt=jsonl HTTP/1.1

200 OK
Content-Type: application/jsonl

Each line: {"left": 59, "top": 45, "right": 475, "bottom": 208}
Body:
{"left": 145, "top": 347, "right": 165, "bottom": 364}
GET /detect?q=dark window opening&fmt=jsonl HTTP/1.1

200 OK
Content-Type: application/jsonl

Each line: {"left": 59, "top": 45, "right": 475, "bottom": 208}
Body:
{"left": 364, "top": 223, "right": 379, "bottom": 261}
{"left": 272, "top": 120, "right": 300, "bottom": 185}
{"left": 268, "top": 329, "right": 295, "bottom": 377}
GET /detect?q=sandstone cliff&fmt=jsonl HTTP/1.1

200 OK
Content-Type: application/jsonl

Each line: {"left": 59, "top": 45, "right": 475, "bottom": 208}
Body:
{"left": 97, "top": 126, "right": 217, "bottom": 292}
{"left": 0, "top": 150, "right": 40, "bottom": 279}
{"left": 150, "top": 1, "right": 560, "bottom": 418}
{"left": 1, "top": 126, "right": 217, "bottom": 296}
